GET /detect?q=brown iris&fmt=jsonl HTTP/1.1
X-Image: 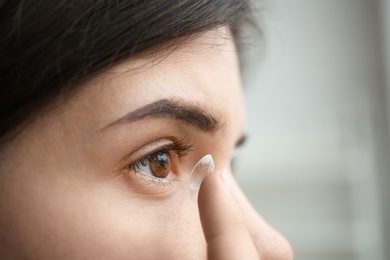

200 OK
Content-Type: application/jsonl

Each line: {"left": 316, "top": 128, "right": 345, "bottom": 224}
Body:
{"left": 149, "top": 152, "right": 171, "bottom": 178}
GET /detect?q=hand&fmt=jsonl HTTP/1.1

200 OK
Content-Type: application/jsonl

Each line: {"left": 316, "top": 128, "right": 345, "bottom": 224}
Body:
{"left": 198, "top": 170, "right": 293, "bottom": 260}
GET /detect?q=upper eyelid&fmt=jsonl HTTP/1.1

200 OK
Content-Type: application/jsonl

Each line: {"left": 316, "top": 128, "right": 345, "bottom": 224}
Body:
{"left": 124, "top": 139, "right": 193, "bottom": 169}
{"left": 119, "top": 139, "right": 176, "bottom": 166}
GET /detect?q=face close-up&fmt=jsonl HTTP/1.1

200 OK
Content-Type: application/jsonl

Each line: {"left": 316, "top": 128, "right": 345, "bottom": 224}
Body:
{"left": 0, "top": 22, "right": 292, "bottom": 259}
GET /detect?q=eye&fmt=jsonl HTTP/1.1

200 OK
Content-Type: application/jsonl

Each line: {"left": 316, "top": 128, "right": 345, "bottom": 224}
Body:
{"left": 124, "top": 138, "right": 193, "bottom": 189}
{"left": 231, "top": 134, "right": 247, "bottom": 171}
{"left": 131, "top": 151, "right": 172, "bottom": 179}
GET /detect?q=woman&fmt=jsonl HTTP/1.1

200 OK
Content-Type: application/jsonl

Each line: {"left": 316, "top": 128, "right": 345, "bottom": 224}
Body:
{"left": 0, "top": 1, "right": 292, "bottom": 259}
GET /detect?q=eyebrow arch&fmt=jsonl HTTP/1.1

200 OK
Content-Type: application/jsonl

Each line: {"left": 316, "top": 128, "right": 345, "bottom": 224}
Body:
{"left": 102, "top": 99, "right": 220, "bottom": 132}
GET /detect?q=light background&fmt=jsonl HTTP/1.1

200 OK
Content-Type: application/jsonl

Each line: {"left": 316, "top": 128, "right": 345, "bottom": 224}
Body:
{"left": 235, "top": 1, "right": 390, "bottom": 260}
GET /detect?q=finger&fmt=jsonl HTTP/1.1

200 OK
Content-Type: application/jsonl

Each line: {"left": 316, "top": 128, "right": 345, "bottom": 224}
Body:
{"left": 228, "top": 170, "right": 293, "bottom": 260}
{"left": 198, "top": 170, "right": 259, "bottom": 260}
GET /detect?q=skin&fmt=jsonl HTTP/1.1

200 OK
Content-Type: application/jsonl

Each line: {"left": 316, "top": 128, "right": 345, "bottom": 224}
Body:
{"left": 0, "top": 27, "right": 292, "bottom": 259}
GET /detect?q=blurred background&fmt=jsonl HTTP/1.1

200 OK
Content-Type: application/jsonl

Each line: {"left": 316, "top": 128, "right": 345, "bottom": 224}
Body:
{"left": 235, "top": 1, "right": 390, "bottom": 260}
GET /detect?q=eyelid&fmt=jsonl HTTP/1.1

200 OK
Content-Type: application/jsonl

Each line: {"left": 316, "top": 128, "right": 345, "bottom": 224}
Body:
{"left": 127, "top": 139, "right": 176, "bottom": 162}
{"left": 119, "top": 137, "right": 193, "bottom": 179}
{"left": 118, "top": 138, "right": 187, "bottom": 168}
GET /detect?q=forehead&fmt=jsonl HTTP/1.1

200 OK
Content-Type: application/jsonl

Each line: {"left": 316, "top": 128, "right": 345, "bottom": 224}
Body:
{"left": 55, "top": 27, "right": 244, "bottom": 136}
{"left": 98, "top": 27, "right": 236, "bottom": 83}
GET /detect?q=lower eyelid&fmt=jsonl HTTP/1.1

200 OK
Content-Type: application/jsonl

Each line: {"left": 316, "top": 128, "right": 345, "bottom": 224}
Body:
{"left": 135, "top": 171, "right": 177, "bottom": 186}
{"left": 121, "top": 168, "right": 179, "bottom": 197}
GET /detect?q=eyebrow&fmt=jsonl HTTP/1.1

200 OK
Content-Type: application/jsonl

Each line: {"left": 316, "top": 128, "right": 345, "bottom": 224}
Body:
{"left": 103, "top": 99, "right": 220, "bottom": 132}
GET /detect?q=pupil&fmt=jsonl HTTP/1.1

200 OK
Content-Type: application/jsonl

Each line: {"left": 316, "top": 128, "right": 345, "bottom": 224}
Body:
{"left": 156, "top": 153, "right": 167, "bottom": 166}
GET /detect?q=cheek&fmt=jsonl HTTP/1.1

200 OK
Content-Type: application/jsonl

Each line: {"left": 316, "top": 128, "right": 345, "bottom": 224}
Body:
{"left": 0, "top": 173, "right": 206, "bottom": 259}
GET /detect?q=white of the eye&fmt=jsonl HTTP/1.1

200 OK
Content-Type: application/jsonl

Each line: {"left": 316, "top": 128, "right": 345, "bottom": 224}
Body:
{"left": 136, "top": 163, "right": 154, "bottom": 177}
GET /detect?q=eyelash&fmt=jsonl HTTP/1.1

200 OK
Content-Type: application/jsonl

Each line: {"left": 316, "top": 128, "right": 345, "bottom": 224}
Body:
{"left": 127, "top": 139, "right": 193, "bottom": 185}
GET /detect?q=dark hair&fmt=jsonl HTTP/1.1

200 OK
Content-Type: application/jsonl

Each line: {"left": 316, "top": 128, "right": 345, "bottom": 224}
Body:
{"left": 0, "top": 0, "right": 252, "bottom": 146}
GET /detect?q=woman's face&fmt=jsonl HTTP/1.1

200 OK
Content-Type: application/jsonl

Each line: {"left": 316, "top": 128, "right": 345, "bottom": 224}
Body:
{"left": 0, "top": 28, "right": 290, "bottom": 259}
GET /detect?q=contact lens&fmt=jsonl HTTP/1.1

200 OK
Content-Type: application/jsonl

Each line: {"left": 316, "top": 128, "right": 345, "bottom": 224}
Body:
{"left": 188, "top": 154, "right": 214, "bottom": 190}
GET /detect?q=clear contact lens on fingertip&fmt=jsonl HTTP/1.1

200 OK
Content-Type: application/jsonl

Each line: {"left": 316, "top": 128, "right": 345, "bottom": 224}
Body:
{"left": 188, "top": 154, "right": 214, "bottom": 190}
